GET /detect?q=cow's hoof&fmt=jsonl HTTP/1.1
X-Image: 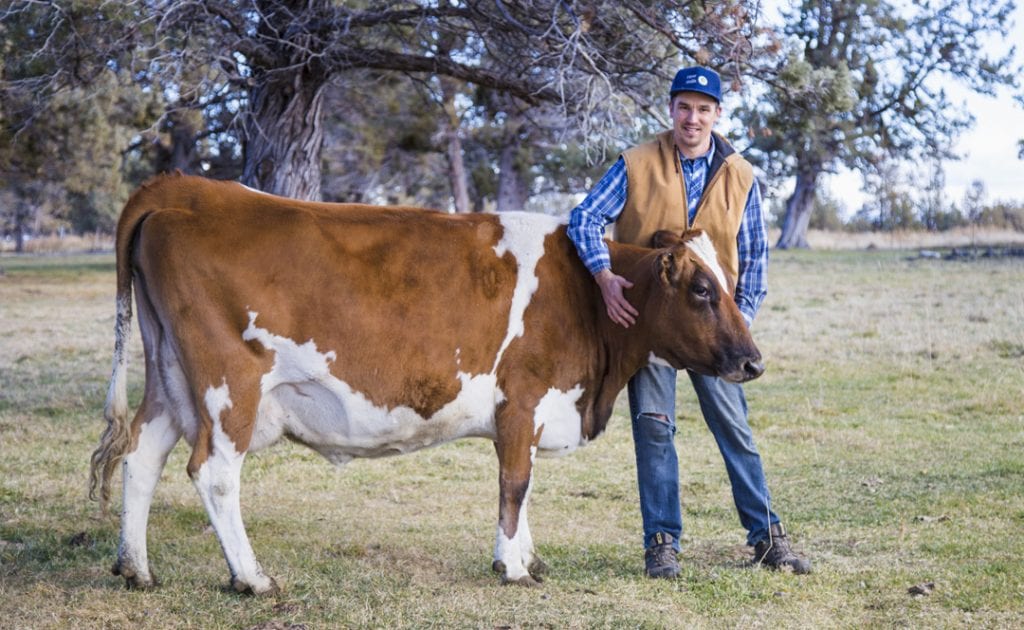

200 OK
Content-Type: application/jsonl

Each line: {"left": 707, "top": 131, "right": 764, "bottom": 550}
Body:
{"left": 231, "top": 575, "right": 280, "bottom": 597}
{"left": 493, "top": 560, "right": 543, "bottom": 586}
{"left": 495, "top": 558, "right": 548, "bottom": 577}
{"left": 112, "top": 560, "right": 158, "bottom": 590}
{"left": 502, "top": 573, "right": 542, "bottom": 587}
{"left": 527, "top": 556, "right": 549, "bottom": 577}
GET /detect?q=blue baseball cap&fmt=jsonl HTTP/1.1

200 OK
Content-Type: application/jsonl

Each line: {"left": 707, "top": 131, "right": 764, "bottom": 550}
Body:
{"left": 669, "top": 66, "right": 722, "bottom": 102}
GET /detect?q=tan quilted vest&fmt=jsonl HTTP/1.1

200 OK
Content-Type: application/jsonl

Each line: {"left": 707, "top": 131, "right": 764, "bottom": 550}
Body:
{"left": 615, "top": 130, "right": 754, "bottom": 282}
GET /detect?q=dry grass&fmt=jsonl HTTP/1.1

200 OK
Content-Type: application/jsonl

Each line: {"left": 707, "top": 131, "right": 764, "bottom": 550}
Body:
{"left": 779, "top": 226, "right": 1024, "bottom": 250}
{"left": 0, "top": 233, "right": 114, "bottom": 255}
{"left": 1, "top": 249, "right": 1023, "bottom": 628}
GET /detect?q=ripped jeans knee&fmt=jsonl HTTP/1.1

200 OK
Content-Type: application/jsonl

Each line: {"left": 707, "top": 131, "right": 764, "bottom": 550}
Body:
{"left": 633, "top": 412, "right": 675, "bottom": 444}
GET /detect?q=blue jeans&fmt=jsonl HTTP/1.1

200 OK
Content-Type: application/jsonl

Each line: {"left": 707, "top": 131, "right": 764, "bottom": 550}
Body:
{"left": 627, "top": 363, "right": 779, "bottom": 550}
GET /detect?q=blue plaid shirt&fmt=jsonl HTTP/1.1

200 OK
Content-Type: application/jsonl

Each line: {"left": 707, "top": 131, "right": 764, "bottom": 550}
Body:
{"left": 567, "top": 143, "right": 768, "bottom": 325}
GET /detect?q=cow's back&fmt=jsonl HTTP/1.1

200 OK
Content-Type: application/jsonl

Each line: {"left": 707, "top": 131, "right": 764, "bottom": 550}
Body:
{"left": 128, "top": 174, "right": 589, "bottom": 457}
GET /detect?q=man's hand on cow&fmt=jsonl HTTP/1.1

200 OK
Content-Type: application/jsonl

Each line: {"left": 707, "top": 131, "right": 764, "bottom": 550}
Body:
{"left": 594, "top": 269, "right": 638, "bottom": 328}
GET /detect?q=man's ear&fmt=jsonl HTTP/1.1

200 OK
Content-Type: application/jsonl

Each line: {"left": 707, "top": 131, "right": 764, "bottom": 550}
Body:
{"left": 652, "top": 230, "right": 684, "bottom": 249}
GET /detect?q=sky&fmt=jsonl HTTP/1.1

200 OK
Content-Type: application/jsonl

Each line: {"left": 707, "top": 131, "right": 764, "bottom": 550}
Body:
{"left": 762, "top": 1, "right": 1024, "bottom": 213}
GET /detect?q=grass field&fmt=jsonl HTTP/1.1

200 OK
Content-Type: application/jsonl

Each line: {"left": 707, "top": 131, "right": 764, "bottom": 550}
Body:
{"left": 1, "top": 248, "right": 1022, "bottom": 629}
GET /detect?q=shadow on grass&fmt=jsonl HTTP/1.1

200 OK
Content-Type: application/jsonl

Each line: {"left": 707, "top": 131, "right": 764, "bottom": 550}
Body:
{"left": 0, "top": 517, "right": 119, "bottom": 587}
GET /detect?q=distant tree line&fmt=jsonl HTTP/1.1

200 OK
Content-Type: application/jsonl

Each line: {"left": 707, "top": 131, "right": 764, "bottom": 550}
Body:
{"left": 774, "top": 177, "right": 1024, "bottom": 235}
{"left": 1, "top": 0, "right": 1021, "bottom": 253}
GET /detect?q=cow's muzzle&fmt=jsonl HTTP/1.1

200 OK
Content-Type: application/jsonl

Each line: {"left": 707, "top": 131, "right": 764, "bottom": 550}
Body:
{"left": 721, "top": 357, "right": 764, "bottom": 383}
{"left": 741, "top": 359, "right": 765, "bottom": 381}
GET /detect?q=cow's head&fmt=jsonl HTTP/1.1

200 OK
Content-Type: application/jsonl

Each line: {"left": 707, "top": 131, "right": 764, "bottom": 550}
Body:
{"left": 641, "top": 230, "right": 763, "bottom": 383}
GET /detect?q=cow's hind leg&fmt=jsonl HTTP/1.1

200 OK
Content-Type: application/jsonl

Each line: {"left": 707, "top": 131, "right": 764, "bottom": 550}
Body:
{"left": 189, "top": 380, "right": 278, "bottom": 596}
{"left": 113, "top": 398, "right": 181, "bottom": 589}
{"left": 492, "top": 406, "right": 544, "bottom": 586}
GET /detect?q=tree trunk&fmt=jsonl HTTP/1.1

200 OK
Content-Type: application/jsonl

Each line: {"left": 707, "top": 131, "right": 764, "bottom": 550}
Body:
{"left": 495, "top": 113, "right": 528, "bottom": 213}
{"left": 440, "top": 78, "right": 470, "bottom": 213}
{"left": 14, "top": 225, "right": 25, "bottom": 254}
{"left": 12, "top": 188, "right": 33, "bottom": 254}
{"left": 496, "top": 143, "right": 528, "bottom": 213}
{"left": 776, "top": 168, "right": 821, "bottom": 249}
{"left": 445, "top": 132, "right": 470, "bottom": 213}
{"left": 167, "top": 110, "right": 200, "bottom": 173}
{"left": 242, "top": 71, "right": 327, "bottom": 201}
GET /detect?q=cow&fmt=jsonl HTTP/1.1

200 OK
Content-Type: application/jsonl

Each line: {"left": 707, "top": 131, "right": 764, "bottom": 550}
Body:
{"left": 89, "top": 173, "right": 763, "bottom": 594}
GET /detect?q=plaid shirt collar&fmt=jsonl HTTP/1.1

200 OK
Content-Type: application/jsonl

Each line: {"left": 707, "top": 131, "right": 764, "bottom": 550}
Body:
{"left": 678, "top": 140, "right": 716, "bottom": 171}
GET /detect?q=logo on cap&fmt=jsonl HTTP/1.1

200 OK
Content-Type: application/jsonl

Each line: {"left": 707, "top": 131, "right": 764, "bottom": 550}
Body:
{"left": 670, "top": 66, "right": 722, "bottom": 102}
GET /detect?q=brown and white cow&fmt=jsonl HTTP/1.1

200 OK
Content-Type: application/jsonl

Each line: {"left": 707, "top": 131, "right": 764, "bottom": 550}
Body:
{"left": 89, "top": 173, "right": 763, "bottom": 594}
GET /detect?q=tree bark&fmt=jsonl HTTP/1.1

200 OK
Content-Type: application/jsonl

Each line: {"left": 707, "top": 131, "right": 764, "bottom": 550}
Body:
{"left": 14, "top": 224, "right": 25, "bottom": 254}
{"left": 776, "top": 168, "right": 821, "bottom": 249}
{"left": 154, "top": 109, "right": 201, "bottom": 174}
{"left": 11, "top": 183, "right": 34, "bottom": 254}
{"left": 445, "top": 132, "right": 470, "bottom": 213}
{"left": 242, "top": 71, "right": 327, "bottom": 201}
{"left": 440, "top": 78, "right": 470, "bottom": 213}
{"left": 167, "top": 111, "right": 199, "bottom": 173}
{"left": 495, "top": 113, "right": 528, "bottom": 213}
{"left": 496, "top": 143, "right": 528, "bottom": 213}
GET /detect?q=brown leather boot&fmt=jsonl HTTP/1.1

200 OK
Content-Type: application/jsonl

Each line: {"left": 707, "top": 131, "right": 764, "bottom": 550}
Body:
{"left": 644, "top": 532, "right": 681, "bottom": 579}
{"left": 753, "top": 523, "right": 811, "bottom": 574}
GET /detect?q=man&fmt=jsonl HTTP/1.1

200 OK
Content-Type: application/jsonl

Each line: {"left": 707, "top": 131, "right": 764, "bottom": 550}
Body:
{"left": 567, "top": 66, "right": 810, "bottom": 578}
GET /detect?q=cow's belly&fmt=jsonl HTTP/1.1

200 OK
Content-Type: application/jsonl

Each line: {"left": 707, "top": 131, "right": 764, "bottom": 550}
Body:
{"left": 248, "top": 372, "right": 502, "bottom": 463}
{"left": 240, "top": 310, "right": 588, "bottom": 463}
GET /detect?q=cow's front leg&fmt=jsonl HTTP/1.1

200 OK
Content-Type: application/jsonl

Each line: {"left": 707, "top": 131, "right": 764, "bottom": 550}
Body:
{"left": 113, "top": 400, "right": 181, "bottom": 590}
{"left": 503, "top": 473, "right": 548, "bottom": 579}
{"left": 492, "top": 406, "right": 544, "bottom": 586}
{"left": 189, "top": 382, "right": 278, "bottom": 596}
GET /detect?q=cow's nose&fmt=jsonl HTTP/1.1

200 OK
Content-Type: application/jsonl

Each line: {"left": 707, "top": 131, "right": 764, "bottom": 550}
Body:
{"left": 743, "top": 360, "right": 765, "bottom": 380}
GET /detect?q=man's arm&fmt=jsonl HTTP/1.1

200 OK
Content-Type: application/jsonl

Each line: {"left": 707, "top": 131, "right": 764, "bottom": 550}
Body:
{"left": 567, "top": 158, "right": 639, "bottom": 327}
{"left": 734, "top": 179, "right": 768, "bottom": 327}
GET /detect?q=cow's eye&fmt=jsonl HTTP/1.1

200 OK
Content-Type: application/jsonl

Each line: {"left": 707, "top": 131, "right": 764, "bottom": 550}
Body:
{"left": 691, "top": 284, "right": 710, "bottom": 299}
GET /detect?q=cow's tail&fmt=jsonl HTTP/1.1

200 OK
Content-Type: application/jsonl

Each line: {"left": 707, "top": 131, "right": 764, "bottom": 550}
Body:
{"left": 89, "top": 179, "right": 158, "bottom": 514}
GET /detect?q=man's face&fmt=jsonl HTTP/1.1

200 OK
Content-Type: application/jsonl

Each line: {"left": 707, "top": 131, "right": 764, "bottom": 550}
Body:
{"left": 669, "top": 92, "right": 721, "bottom": 159}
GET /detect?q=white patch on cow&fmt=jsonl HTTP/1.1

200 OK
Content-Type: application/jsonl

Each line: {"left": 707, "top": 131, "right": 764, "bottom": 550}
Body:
{"left": 686, "top": 232, "right": 730, "bottom": 295}
{"left": 533, "top": 385, "right": 586, "bottom": 456}
{"left": 647, "top": 352, "right": 674, "bottom": 368}
{"left": 193, "top": 381, "right": 276, "bottom": 594}
{"left": 117, "top": 410, "right": 181, "bottom": 587}
{"left": 242, "top": 312, "right": 504, "bottom": 462}
{"left": 242, "top": 313, "right": 337, "bottom": 389}
{"left": 494, "top": 527, "right": 531, "bottom": 582}
{"left": 204, "top": 381, "right": 236, "bottom": 452}
{"left": 493, "top": 475, "right": 537, "bottom": 583}
{"left": 491, "top": 212, "right": 563, "bottom": 371}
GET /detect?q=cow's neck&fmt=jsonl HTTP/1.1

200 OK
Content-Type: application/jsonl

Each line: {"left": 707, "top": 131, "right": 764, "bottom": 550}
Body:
{"left": 585, "top": 243, "right": 662, "bottom": 438}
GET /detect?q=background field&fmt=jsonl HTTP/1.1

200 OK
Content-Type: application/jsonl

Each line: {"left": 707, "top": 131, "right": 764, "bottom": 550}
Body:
{"left": 1, "top": 248, "right": 1022, "bottom": 629}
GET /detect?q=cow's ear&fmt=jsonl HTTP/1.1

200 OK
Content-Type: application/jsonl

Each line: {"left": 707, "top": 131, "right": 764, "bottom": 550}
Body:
{"left": 652, "top": 230, "right": 683, "bottom": 249}
{"left": 657, "top": 251, "right": 684, "bottom": 288}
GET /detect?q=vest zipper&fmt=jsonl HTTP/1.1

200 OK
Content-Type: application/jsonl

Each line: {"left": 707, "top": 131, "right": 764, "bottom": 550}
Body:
{"left": 674, "top": 149, "right": 690, "bottom": 230}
